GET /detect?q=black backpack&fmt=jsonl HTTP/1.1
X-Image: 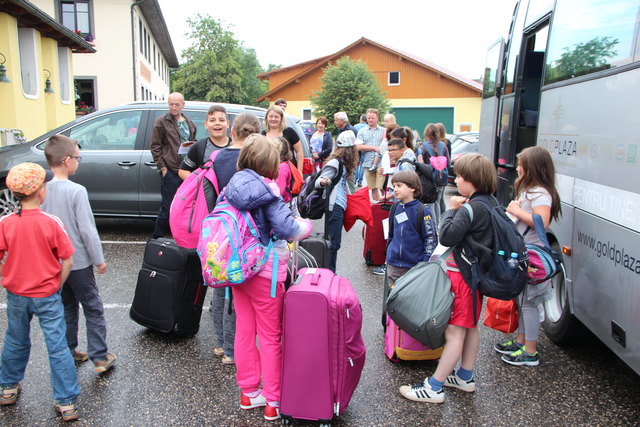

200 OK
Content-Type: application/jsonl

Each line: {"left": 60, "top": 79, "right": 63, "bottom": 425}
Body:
{"left": 462, "top": 196, "right": 529, "bottom": 322}
{"left": 297, "top": 160, "right": 344, "bottom": 220}
{"left": 396, "top": 159, "right": 438, "bottom": 204}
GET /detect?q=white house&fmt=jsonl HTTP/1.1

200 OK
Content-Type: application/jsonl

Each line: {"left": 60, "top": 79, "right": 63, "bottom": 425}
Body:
{"left": 29, "top": 0, "right": 178, "bottom": 111}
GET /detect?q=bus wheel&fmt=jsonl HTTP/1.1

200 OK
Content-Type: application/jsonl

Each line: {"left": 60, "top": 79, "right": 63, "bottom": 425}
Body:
{"left": 542, "top": 260, "right": 588, "bottom": 344}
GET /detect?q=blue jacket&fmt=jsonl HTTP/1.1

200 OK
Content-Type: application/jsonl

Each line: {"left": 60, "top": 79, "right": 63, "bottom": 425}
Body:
{"left": 386, "top": 200, "right": 438, "bottom": 268}
{"left": 316, "top": 131, "right": 333, "bottom": 160}
{"left": 224, "top": 169, "right": 309, "bottom": 245}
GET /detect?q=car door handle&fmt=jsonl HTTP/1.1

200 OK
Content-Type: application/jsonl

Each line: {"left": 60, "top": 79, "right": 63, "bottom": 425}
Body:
{"left": 117, "top": 161, "right": 137, "bottom": 167}
{"left": 144, "top": 161, "right": 157, "bottom": 167}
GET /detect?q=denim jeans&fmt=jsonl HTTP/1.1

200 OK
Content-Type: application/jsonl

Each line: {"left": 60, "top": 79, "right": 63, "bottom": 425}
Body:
{"left": 355, "top": 154, "right": 365, "bottom": 185}
{"left": 429, "top": 186, "right": 446, "bottom": 228}
{"left": 211, "top": 287, "right": 236, "bottom": 357}
{"left": 62, "top": 266, "right": 108, "bottom": 362}
{"left": 153, "top": 169, "right": 182, "bottom": 238}
{"left": 327, "top": 205, "right": 345, "bottom": 272}
{"left": 0, "top": 290, "right": 80, "bottom": 405}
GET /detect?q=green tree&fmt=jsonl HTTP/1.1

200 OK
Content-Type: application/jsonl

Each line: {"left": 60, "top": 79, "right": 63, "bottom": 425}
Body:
{"left": 310, "top": 57, "right": 390, "bottom": 134}
{"left": 171, "top": 15, "right": 267, "bottom": 105}
{"left": 546, "top": 36, "right": 619, "bottom": 83}
{"left": 237, "top": 47, "right": 268, "bottom": 106}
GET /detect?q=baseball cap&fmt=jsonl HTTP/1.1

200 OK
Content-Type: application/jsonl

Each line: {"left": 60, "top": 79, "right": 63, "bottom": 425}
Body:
{"left": 6, "top": 162, "right": 54, "bottom": 197}
{"left": 336, "top": 130, "right": 361, "bottom": 147}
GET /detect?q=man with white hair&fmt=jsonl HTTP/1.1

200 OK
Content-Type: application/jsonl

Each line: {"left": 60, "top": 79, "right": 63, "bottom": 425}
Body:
{"left": 333, "top": 112, "right": 357, "bottom": 136}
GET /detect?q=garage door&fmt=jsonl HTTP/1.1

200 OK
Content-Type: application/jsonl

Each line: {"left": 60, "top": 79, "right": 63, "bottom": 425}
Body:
{"left": 392, "top": 107, "right": 454, "bottom": 135}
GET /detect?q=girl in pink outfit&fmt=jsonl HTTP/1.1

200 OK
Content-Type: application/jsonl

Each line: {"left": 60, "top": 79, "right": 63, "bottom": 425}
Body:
{"left": 274, "top": 136, "right": 293, "bottom": 203}
{"left": 223, "top": 135, "right": 312, "bottom": 421}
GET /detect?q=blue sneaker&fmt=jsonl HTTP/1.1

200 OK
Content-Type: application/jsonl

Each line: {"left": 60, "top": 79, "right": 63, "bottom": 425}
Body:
{"left": 494, "top": 339, "right": 523, "bottom": 354}
{"left": 372, "top": 265, "right": 386, "bottom": 275}
{"left": 501, "top": 348, "right": 540, "bottom": 366}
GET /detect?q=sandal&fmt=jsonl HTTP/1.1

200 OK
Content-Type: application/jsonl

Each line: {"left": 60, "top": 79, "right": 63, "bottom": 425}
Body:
{"left": 55, "top": 402, "right": 79, "bottom": 422}
{"left": 72, "top": 350, "right": 89, "bottom": 363}
{"left": 213, "top": 347, "right": 224, "bottom": 357}
{"left": 221, "top": 355, "right": 235, "bottom": 365}
{"left": 94, "top": 352, "right": 117, "bottom": 373}
{"left": 0, "top": 385, "right": 21, "bottom": 406}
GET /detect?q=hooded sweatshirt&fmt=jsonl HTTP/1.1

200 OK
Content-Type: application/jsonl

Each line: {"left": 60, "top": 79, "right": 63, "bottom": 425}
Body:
{"left": 224, "top": 169, "right": 311, "bottom": 281}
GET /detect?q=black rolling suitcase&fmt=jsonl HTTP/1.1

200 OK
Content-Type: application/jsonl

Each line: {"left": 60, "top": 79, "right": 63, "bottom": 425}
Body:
{"left": 130, "top": 238, "right": 207, "bottom": 336}
{"left": 300, "top": 203, "right": 332, "bottom": 269}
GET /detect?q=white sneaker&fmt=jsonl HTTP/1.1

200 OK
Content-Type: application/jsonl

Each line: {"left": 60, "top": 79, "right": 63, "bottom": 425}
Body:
{"left": 444, "top": 371, "right": 476, "bottom": 392}
{"left": 399, "top": 378, "right": 445, "bottom": 403}
{"left": 240, "top": 392, "right": 266, "bottom": 410}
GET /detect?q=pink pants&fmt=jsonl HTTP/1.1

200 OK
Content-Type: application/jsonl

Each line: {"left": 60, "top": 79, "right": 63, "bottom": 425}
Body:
{"left": 232, "top": 275, "right": 284, "bottom": 403}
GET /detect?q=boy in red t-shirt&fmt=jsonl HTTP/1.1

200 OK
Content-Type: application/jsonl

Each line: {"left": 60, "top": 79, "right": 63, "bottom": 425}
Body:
{"left": 0, "top": 162, "right": 80, "bottom": 422}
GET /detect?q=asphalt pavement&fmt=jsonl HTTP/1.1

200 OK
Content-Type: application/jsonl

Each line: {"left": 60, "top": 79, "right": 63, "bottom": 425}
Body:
{"left": 0, "top": 186, "right": 639, "bottom": 426}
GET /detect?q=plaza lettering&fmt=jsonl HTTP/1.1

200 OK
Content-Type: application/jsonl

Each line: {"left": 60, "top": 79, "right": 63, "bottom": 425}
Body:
{"left": 551, "top": 138, "right": 577, "bottom": 156}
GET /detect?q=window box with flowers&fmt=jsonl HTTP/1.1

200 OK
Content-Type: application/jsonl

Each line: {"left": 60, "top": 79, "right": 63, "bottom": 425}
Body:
{"left": 75, "top": 30, "right": 95, "bottom": 45}
{"left": 76, "top": 102, "right": 95, "bottom": 116}
{"left": 0, "top": 128, "right": 27, "bottom": 147}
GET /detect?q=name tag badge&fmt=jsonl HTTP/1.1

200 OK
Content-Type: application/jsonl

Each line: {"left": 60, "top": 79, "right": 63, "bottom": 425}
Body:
{"left": 396, "top": 212, "right": 409, "bottom": 223}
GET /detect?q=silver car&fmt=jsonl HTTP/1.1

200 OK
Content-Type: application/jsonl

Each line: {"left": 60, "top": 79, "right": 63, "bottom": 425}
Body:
{"left": 0, "top": 101, "right": 309, "bottom": 217}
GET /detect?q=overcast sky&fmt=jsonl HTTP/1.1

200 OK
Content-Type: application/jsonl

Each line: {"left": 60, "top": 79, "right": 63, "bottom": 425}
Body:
{"left": 157, "top": 0, "right": 517, "bottom": 80}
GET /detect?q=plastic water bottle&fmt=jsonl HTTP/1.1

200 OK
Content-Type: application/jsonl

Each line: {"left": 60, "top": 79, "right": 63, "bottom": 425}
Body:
{"left": 507, "top": 252, "right": 519, "bottom": 268}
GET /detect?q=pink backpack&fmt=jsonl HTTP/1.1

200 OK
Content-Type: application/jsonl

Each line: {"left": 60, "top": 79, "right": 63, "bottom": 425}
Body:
{"left": 197, "top": 196, "right": 279, "bottom": 295}
{"left": 169, "top": 151, "right": 220, "bottom": 249}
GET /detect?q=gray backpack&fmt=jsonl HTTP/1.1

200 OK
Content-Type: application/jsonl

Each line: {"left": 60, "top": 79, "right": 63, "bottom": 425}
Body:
{"left": 385, "top": 255, "right": 454, "bottom": 349}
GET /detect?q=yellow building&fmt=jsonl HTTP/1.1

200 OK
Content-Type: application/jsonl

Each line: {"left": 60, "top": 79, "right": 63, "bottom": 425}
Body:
{"left": 0, "top": 0, "right": 94, "bottom": 141}
{"left": 29, "top": 0, "right": 177, "bottom": 111}
{"left": 258, "top": 37, "right": 483, "bottom": 134}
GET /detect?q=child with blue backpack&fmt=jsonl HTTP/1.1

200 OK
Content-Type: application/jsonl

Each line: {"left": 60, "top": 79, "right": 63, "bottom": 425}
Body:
{"left": 222, "top": 134, "right": 312, "bottom": 421}
{"left": 399, "top": 153, "right": 497, "bottom": 404}
{"left": 417, "top": 123, "right": 450, "bottom": 227}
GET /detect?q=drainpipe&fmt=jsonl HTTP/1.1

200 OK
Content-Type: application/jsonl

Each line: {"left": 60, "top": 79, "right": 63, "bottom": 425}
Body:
{"left": 130, "top": 0, "right": 148, "bottom": 101}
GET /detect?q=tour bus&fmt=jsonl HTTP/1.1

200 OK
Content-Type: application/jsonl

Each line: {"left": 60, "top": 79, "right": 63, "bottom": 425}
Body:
{"left": 479, "top": 0, "right": 639, "bottom": 374}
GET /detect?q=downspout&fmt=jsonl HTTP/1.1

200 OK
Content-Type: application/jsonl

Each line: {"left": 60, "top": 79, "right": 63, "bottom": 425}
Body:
{"left": 130, "top": 0, "right": 148, "bottom": 101}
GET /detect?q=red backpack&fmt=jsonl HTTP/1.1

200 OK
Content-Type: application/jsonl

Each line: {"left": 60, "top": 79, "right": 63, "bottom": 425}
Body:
{"left": 288, "top": 161, "right": 304, "bottom": 196}
{"left": 169, "top": 151, "right": 220, "bottom": 249}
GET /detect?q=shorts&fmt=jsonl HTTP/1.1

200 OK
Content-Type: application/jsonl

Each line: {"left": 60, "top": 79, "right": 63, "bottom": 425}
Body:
{"left": 446, "top": 269, "right": 483, "bottom": 328}
{"left": 386, "top": 264, "right": 411, "bottom": 285}
{"left": 365, "top": 168, "right": 385, "bottom": 190}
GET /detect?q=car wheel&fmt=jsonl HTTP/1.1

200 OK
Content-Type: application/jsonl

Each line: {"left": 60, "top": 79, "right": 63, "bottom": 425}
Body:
{"left": 542, "top": 247, "right": 589, "bottom": 344}
{"left": 0, "top": 183, "right": 19, "bottom": 217}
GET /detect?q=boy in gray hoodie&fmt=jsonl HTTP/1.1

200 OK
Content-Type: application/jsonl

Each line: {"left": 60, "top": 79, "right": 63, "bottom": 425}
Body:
{"left": 42, "top": 135, "right": 116, "bottom": 374}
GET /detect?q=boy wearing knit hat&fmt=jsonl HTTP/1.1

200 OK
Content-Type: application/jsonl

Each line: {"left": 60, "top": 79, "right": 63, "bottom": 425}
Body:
{"left": 0, "top": 162, "right": 81, "bottom": 421}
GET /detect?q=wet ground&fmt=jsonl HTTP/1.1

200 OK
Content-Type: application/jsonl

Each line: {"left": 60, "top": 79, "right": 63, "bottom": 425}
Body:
{"left": 1, "top": 187, "right": 639, "bottom": 426}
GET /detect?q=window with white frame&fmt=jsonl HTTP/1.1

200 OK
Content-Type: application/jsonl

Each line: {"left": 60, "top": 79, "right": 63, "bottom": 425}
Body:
{"left": 57, "top": 47, "right": 72, "bottom": 102}
{"left": 302, "top": 109, "right": 312, "bottom": 121}
{"left": 388, "top": 71, "right": 400, "bottom": 86}
{"left": 18, "top": 28, "right": 38, "bottom": 98}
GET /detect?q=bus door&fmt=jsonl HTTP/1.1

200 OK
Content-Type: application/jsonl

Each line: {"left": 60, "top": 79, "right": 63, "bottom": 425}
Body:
{"left": 478, "top": 39, "right": 505, "bottom": 162}
{"left": 496, "top": 20, "right": 550, "bottom": 204}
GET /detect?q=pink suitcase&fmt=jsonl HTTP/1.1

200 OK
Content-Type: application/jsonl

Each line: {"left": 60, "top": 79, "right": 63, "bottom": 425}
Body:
{"left": 384, "top": 315, "right": 443, "bottom": 362}
{"left": 280, "top": 268, "right": 366, "bottom": 424}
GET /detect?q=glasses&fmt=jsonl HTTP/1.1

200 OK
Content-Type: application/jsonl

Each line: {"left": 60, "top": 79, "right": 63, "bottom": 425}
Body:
{"left": 68, "top": 155, "right": 82, "bottom": 162}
